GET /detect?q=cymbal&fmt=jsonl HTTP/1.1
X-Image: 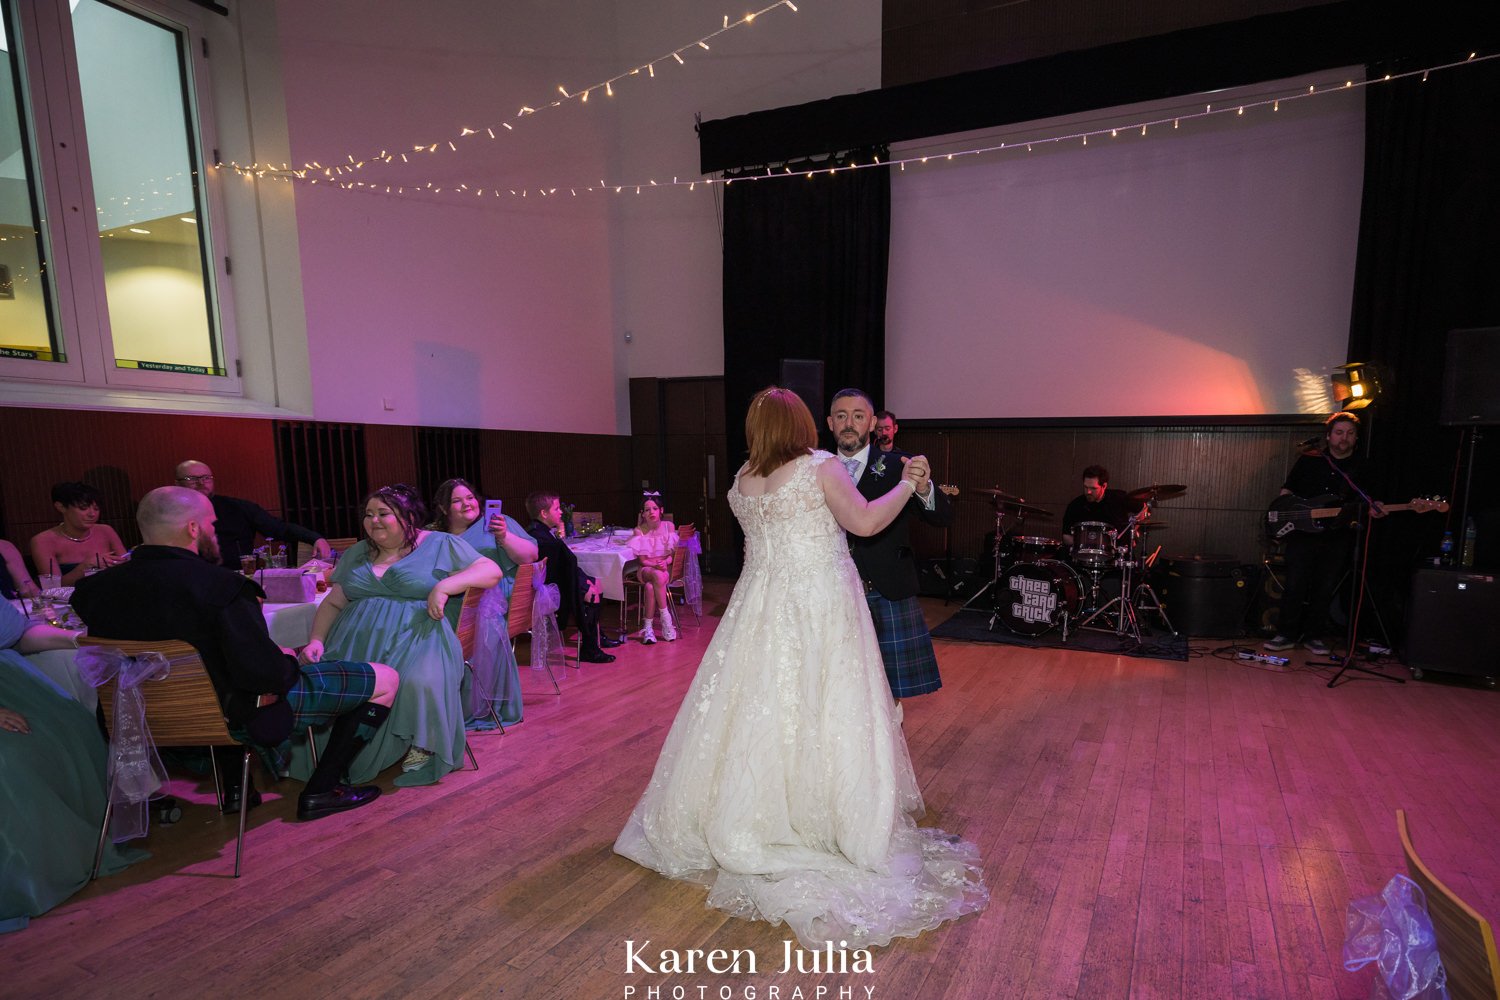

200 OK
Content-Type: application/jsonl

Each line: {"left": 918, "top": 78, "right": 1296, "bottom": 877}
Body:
{"left": 998, "top": 499, "right": 1052, "bottom": 517}
{"left": 1127, "top": 483, "right": 1186, "bottom": 502}
{"left": 975, "top": 487, "right": 1022, "bottom": 501}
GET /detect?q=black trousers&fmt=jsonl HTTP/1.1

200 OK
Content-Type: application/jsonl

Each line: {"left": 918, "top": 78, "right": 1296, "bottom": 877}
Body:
{"left": 1277, "top": 530, "right": 1353, "bottom": 640}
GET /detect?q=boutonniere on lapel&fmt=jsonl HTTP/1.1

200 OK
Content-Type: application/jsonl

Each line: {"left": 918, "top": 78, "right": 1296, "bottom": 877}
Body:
{"left": 868, "top": 454, "right": 889, "bottom": 479}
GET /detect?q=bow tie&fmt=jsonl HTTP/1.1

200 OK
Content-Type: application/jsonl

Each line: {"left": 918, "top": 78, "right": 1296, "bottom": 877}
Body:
{"left": 840, "top": 456, "right": 861, "bottom": 481}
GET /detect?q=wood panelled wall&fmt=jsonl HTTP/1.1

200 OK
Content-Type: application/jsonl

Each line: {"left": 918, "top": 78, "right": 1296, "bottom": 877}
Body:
{"left": 0, "top": 406, "right": 633, "bottom": 571}
{"left": 630, "top": 378, "right": 734, "bottom": 570}
{"left": 626, "top": 378, "right": 1323, "bottom": 574}
{"left": 900, "top": 422, "right": 1323, "bottom": 567}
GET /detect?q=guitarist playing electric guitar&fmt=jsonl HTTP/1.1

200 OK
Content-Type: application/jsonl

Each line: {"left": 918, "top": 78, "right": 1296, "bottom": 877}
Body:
{"left": 1264, "top": 412, "right": 1385, "bottom": 656}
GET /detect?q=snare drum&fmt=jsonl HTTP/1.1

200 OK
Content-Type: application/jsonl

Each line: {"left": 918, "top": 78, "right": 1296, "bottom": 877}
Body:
{"left": 998, "top": 560, "right": 1083, "bottom": 636}
{"left": 1006, "top": 535, "right": 1063, "bottom": 561}
{"left": 1071, "top": 521, "right": 1116, "bottom": 568}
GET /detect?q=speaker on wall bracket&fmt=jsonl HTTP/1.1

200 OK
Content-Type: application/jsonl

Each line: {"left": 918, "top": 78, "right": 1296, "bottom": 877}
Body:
{"left": 1440, "top": 327, "right": 1500, "bottom": 426}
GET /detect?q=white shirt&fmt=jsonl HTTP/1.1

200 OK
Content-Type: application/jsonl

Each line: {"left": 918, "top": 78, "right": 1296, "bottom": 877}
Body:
{"left": 839, "top": 442, "right": 936, "bottom": 510}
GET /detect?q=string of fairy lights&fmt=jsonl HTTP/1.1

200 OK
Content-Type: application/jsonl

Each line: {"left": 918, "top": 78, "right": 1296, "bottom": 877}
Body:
{"left": 217, "top": 0, "right": 798, "bottom": 185}
{"left": 215, "top": 46, "right": 1497, "bottom": 204}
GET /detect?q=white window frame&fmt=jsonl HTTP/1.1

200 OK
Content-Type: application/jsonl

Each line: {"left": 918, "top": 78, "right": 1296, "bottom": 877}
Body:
{"left": 0, "top": 0, "right": 241, "bottom": 395}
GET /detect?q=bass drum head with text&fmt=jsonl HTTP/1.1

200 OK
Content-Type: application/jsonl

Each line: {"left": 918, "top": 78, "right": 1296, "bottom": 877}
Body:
{"left": 999, "top": 560, "right": 1083, "bottom": 636}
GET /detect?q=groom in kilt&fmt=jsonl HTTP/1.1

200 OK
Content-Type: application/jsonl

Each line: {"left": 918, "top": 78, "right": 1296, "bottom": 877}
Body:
{"left": 828, "top": 388, "right": 952, "bottom": 700}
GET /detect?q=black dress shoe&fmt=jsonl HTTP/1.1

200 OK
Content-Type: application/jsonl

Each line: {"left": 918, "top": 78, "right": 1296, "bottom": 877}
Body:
{"left": 579, "top": 650, "right": 616, "bottom": 663}
{"left": 221, "top": 783, "right": 262, "bottom": 814}
{"left": 297, "top": 783, "right": 381, "bottom": 821}
{"left": 599, "top": 634, "right": 624, "bottom": 649}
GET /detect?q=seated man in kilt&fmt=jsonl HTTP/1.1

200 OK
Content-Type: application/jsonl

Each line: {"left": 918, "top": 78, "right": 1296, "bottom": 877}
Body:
{"left": 73, "top": 487, "right": 397, "bottom": 821}
{"left": 828, "top": 388, "right": 952, "bottom": 703}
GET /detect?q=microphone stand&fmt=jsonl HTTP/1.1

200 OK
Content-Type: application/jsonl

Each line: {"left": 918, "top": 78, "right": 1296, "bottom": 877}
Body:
{"left": 1313, "top": 450, "right": 1403, "bottom": 687}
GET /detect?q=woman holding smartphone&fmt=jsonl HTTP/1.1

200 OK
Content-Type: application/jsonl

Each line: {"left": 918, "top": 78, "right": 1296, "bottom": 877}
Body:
{"left": 430, "top": 478, "right": 538, "bottom": 726}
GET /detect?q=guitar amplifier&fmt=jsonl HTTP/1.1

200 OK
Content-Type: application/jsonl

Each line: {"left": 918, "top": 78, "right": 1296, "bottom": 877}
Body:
{"left": 1155, "top": 556, "right": 1252, "bottom": 637}
{"left": 1405, "top": 568, "right": 1500, "bottom": 681}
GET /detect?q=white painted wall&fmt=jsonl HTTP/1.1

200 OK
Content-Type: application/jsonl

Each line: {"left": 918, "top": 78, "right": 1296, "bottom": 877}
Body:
{"left": 271, "top": 0, "right": 881, "bottom": 433}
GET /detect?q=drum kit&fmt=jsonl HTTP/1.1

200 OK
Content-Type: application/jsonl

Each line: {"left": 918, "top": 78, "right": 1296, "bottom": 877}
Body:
{"left": 962, "top": 484, "right": 1183, "bottom": 643}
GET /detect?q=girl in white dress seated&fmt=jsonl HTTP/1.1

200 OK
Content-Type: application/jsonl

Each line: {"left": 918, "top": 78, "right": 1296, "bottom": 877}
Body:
{"left": 614, "top": 387, "right": 987, "bottom": 949}
{"left": 628, "top": 495, "right": 677, "bottom": 645}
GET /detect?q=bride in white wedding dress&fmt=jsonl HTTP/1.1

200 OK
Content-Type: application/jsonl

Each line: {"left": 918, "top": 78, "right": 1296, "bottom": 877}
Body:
{"left": 614, "top": 387, "right": 987, "bottom": 949}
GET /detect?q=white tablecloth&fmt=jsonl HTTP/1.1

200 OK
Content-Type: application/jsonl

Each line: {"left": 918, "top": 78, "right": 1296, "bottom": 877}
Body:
{"left": 21, "top": 592, "right": 326, "bottom": 711}
{"left": 565, "top": 535, "right": 639, "bottom": 601}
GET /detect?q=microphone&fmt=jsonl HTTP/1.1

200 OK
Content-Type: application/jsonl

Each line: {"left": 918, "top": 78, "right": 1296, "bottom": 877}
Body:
{"left": 1296, "top": 435, "right": 1322, "bottom": 449}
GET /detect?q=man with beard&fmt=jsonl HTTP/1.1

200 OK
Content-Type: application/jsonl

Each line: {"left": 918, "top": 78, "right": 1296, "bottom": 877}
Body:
{"left": 828, "top": 388, "right": 950, "bottom": 703}
{"left": 1264, "top": 412, "right": 1384, "bottom": 655}
{"left": 72, "top": 487, "right": 396, "bottom": 820}
{"left": 174, "top": 459, "right": 331, "bottom": 569}
{"left": 873, "top": 410, "right": 899, "bottom": 454}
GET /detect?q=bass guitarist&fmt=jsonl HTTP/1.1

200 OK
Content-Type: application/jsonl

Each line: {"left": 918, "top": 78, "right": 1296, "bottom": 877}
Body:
{"left": 1264, "top": 412, "right": 1385, "bottom": 655}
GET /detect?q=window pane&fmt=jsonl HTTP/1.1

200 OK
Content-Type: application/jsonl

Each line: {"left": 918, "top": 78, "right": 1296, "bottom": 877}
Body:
{"left": 72, "top": 0, "right": 224, "bottom": 376}
{"left": 0, "top": 5, "right": 64, "bottom": 363}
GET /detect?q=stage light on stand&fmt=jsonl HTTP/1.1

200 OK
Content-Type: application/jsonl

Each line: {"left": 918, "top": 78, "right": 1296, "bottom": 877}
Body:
{"left": 1330, "top": 363, "right": 1381, "bottom": 410}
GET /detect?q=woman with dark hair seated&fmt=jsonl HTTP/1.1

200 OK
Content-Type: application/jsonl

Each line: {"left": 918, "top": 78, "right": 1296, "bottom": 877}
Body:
{"left": 1, "top": 602, "right": 144, "bottom": 933}
{"left": 429, "top": 478, "right": 538, "bottom": 727}
{"left": 294, "top": 485, "right": 500, "bottom": 786}
{"left": 29, "top": 482, "right": 127, "bottom": 587}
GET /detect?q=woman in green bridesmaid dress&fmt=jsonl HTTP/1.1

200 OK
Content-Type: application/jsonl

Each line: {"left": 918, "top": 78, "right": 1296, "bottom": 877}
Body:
{"left": 2, "top": 602, "right": 144, "bottom": 933}
{"left": 296, "top": 485, "right": 500, "bottom": 787}
{"left": 430, "top": 478, "right": 537, "bottom": 728}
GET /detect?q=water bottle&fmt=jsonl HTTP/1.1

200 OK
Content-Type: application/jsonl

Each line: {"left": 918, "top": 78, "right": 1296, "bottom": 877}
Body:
{"left": 1439, "top": 530, "right": 1455, "bottom": 566}
{"left": 1461, "top": 518, "right": 1477, "bottom": 568}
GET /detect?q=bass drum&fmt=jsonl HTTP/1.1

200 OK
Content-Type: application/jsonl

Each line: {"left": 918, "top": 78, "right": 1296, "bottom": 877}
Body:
{"left": 998, "top": 560, "right": 1083, "bottom": 636}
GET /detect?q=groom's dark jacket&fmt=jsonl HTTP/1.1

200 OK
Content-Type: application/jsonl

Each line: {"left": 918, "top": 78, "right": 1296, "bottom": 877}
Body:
{"left": 848, "top": 447, "right": 952, "bottom": 601}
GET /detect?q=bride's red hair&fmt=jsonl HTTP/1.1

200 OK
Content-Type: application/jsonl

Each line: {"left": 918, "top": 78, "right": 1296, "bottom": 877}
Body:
{"left": 745, "top": 386, "right": 818, "bottom": 477}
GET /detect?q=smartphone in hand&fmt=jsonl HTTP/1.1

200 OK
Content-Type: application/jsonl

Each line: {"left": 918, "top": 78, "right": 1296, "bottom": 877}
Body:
{"left": 484, "top": 499, "right": 504, "bottom": 524}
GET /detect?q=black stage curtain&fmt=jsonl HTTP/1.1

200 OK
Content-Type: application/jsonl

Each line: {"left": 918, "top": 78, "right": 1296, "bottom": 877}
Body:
{"left": 1347, "top": 56, "right": 1500, "bottom": 613}
{"left": 721, "top": 149, "right": 890, "bottom": 468}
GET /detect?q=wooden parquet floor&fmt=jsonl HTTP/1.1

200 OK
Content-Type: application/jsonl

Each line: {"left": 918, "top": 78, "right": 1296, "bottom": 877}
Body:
{"left": 5, "top": 579, "right": 1498, "bottom": 999}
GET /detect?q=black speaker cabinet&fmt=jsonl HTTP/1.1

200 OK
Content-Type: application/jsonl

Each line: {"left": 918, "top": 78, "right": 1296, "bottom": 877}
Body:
{"left": 1405, "top": 568, "right": 1500, "bottom": 683}
{"left": 1440, "top": 327, "right": 1500, "bottom": 426}
{"left": 780, "top": 359, "right": 825, "bottom": 420}
{"left": 1155, "top": 556, "right": 1252, "bottom": 637}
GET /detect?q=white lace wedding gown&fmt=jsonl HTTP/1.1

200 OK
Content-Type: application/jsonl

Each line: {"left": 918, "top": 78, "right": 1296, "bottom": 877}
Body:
{"left": 613, "top": 451, "right": 987, "bottom": 948}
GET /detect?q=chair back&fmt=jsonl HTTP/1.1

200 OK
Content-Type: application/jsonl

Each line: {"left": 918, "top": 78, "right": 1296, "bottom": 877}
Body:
{"left": 82, "top": 637, "right": 239, "bottom": 747}
{"left": 676, "top": 523, "right": 695, "bottom": 539}
{"left": 668, "top": 542, "right": 690, "bottom": 586}
{"left": 507, "top": 560, "right": 541, "bottom": 641}
{"left": 456, "top": 586, "right": 486, "bottom": 662}
{"left": 297, "top": 536, "right": 361, "bottom": 566}
{"left": 1397, "top": 809, "right": 1500, "bottom": 1000}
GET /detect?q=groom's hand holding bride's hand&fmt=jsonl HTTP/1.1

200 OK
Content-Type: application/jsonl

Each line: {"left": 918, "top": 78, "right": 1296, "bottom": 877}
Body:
{"left": 900, "top": 455, "right": 932, "bottom": 497}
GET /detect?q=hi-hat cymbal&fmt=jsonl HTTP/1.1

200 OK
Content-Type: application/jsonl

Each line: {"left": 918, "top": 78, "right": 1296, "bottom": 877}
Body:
{"left": 1127, "top": 483, "right": 1186, "bottom": 502}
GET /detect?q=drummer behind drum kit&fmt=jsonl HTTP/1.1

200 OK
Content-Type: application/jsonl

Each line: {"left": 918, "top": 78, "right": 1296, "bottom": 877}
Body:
{"left": 962, "top": 484, "right": 1184, "bottom": 644}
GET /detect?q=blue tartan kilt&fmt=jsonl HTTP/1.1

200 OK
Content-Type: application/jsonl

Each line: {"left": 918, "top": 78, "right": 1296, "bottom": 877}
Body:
{"left": 866, "top": 592, "right": 942, "bottom": 698}
{"left": 285, "top": 660, "right": 376, "bottom": 728}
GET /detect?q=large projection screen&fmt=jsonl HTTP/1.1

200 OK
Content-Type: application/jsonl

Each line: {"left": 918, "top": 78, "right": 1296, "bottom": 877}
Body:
{"left": 886, "top": 69, "right": 1366, "bottom": 420}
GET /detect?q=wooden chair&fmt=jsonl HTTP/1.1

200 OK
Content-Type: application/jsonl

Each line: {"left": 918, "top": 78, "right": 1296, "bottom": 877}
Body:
{"left": 1396, "top": 809, "right": 1500, "bottom": 1000}
{"left": 84, "top": 637, "right": 257, "bottom": 878}
{"left": 457, "top": 585, "right": 504, "bottom": 734}
{"left": 508, "top": 561, "right": 560, "bottom": 695}
{"left": 296, "top": 536, "right": 360, "bottom": 566}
